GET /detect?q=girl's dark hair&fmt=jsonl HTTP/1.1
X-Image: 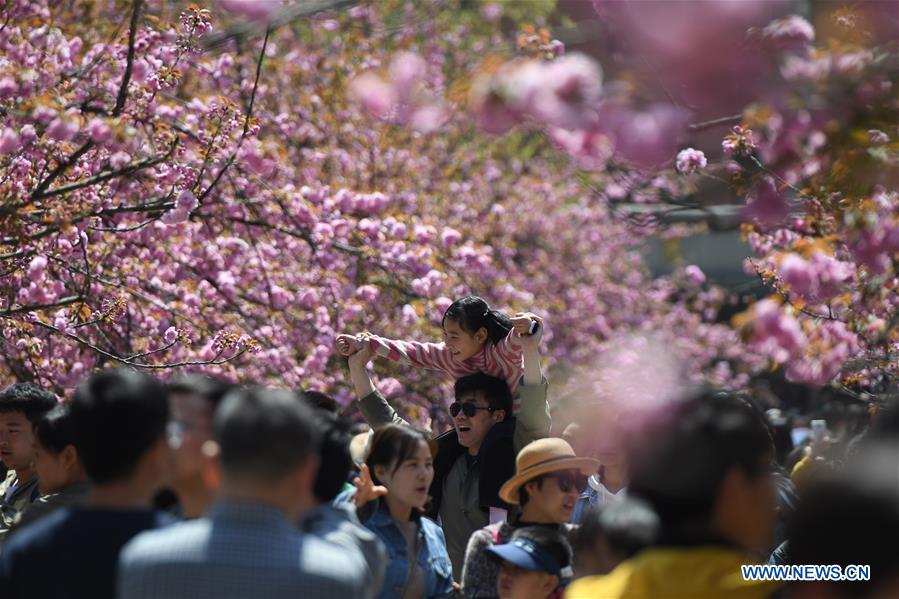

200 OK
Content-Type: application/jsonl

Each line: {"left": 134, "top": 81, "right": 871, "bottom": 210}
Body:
{"left": 35, "top": 403, "right": 78, "bottom": 455}
{"left": 365, "top": 424, "right": 431, "bottom": 487}
{"left": 442, "top": 295, "right": 512, "bottom": 346}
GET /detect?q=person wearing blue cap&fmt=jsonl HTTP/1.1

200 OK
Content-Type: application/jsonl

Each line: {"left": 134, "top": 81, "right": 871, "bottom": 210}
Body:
{"left": 484, "top": 526, "right": 572, "bottom": 599}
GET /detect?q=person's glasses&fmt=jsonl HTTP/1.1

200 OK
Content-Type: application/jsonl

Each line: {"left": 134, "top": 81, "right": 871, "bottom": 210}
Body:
{"left": 546, "top": 472, "right": 588, "bottom": 493}
{"left": 449, "top": 402, "right": 495, "bottom": 418}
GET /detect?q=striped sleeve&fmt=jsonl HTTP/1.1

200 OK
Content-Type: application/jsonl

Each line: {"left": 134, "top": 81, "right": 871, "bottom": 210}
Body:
{"left": 493, "top": 329, "right": 524, "bottom": 376}
{"left": 366, "top": 335, "right": 457, "bottom": 374}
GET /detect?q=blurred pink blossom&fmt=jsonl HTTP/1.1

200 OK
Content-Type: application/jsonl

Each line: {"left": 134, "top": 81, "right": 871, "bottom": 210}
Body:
{"left": 778, "top": 253, "right": 816, "bottom": 297}
{"left": 27, "top": 255, "right": 48, "bottom": 279}
{"left": 389, "top": 52, "right": 427, "bottom": 104}
{"left": 760, "top": 15, "right": 815, "bottom": 48}
{"left": 548, "top": 127, "right": 613, "bottom": 171}
{"left": 88, "top": 117, "right": 112, "bottom": 144}
{"left": 675, "top": 148, "right": 707, "bottom": 174}
{"left": 218, "top": 0, "right": 279, "bottom": 21}
{"left": 741, "top": 178, "right": 789, "bottom": 227}
{"left": 604, "top": 103, "right": 690, "bottom": 169}
{"left": 527, "top": 53, "right": 602, "bottom": 130}
{"left": 868, "top": 129, "right": 890, "bottom": 145}
{"left": 722, "top": 125, "right": 757, "bottom": 156}
{"left": 480, "top": 3, "right": 502, "bottom": 22}
{"left": 441, "top": 227, "right": 461, "bottom": 248}
{"left": 409, "top": 103, "right": 446, "bottom": 133}
{"left": 175, "top": 190, "right": 199, "bottom": 212}
{"left": 349, "top": 72, "right": 396, "bottom": 119}
{"left": 0, "top": 128, "right": 21, "bottom": 154}
{"left": 46, "top": 116, "right": 78, "bottom": 141}
{"left": 684, "top": 265, "right": 706, "bottom": 286}
{"left": 749, "top": 299, "right": 806, "bottom": 363}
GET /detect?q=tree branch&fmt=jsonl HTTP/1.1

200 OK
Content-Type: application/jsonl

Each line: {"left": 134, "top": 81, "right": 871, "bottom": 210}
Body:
{"left": 198, "top": 27, "right": 269, "bottom": 202}
{"left": 113, "top": 0, "right": 144, "bottom": 116}
{"left": 34, "top": 138, "right": 178, "bottom": 200}
{"left": 688, "top": 114, "right": 742, "bottom": 132}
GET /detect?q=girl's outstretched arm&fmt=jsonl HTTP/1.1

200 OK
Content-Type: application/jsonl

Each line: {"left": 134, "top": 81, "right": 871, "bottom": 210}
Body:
{"left": 363, "top": 333, "right": 458, "bottom": 374}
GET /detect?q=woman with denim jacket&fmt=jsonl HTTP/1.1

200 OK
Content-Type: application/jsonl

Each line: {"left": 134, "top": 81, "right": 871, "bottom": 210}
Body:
{"left": 338, "top": 424, "right": 454, "bottom": 599}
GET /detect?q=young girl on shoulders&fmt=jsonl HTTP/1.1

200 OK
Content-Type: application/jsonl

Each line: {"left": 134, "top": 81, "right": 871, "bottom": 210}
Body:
{"left": 336, "top": 295, "right": 543, "bottom": 402}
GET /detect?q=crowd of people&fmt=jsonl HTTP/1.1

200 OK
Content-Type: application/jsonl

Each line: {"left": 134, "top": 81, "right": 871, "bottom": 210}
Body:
{"left": 0, "top": 295, "right": 896, "bottom": 598}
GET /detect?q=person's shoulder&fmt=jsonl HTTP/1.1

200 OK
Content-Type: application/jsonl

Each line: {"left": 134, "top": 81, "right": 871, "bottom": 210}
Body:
{"left": 120, "top": 518, "right": 210, "bottom": 565}
{"left": 466, "top": 521, "right": 501, "bottom": 547}
{"left": 565, "top": 559, "right": 641, "bottom": 599}
{"left": 2, "top": 507, "right": 72, "bottom": 552}
{"left": 298, "top": 534, "right": 367, "bottom": 585}
{"left": 418, "top": 514, "right": 445, "bottom": 536}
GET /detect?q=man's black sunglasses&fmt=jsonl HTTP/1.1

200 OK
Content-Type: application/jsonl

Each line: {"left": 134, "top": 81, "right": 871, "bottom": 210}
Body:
{"left": 449, "top": 401, "right": 495, "bottom": 418}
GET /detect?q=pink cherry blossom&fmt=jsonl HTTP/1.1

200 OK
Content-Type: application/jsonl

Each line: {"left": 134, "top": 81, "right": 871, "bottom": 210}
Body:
{"left": 675, "top": 148, "right": 707, "bottom": 174}
{"left": 440, "top": 228, "right": 461, "bottom": 248}
{"left": 761, "top": 15, "right": 815, "bottom": 47}
{"left": 389, "top": 52, "right": 427, "bottom": 104}
{"left": 27, "top": 256, "right": 48, "bottom": 280}
{"left": 88, "top": 118, "right": 113, "bottom": 144}
{"left": 0, "top": 128, "right": 21, "bottom": 154}
{"left": 749, "top": 299, "right": 807, "bottom": 364}
{"left": 349, "top": 72, "right": 397, "bottom": 119}
{"left": 527, "top": 53, "right": 602, "bottom": 130}
{"left": 217, "top": 0, "right": 280, "bottom": 22}
{"left": 46, "top": 116, "right": 78, "bottom": 141}
{"left": 163, "top": 326, "right": 179, "bottom": 345}
{"left": 778, "top": 253, "right": 816, "bottom": 298}
{"left": 741, "top": 178, "right": 790, "bottom": 227}
{"left": 684, "top": 265, "right": 706, "bottom": 286}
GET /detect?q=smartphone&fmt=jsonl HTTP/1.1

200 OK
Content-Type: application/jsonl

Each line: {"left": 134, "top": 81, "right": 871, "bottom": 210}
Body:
{"left": 810, "top": 419, "right": 827, "bottom": 444}
{"left": 527, "top": 320, "right": 540, "bottom": 335}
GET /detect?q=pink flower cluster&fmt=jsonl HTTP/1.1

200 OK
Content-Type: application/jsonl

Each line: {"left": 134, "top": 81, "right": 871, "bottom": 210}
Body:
{"left": 469, "top": 53, "right": 603, "bottom": 134}
{"left": 778, "top": 251, "right": 853, "bottom": 302}
{"left": 785, "top": 321, "right": 860, "bottom": 386}
{"left": 349, "top": 52, "right": 446, "bottom": 133}
{"left": 675, "top": 148, "right": 707, "bottom": 174}
{"left": 748, "top": 299, "right": 807, "bottom": 364}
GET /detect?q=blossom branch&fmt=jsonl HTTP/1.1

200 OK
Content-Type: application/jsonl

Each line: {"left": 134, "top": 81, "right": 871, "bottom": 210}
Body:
{"left": 113, "top": 0, "right": 144, "bottom": 116}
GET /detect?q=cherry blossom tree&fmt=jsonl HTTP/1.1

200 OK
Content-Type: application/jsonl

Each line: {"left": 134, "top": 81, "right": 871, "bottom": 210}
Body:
{"left": 2, "top": 0, "right": 894, "bottom": 418}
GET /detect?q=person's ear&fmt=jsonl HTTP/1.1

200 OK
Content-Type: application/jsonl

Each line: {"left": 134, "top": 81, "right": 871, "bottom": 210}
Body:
{"left": 475, "top": 327, "right": 488, "bottom": 344}
{"left": 493, "top": 409, "right": 506, "bottom": 423}
{"left": 373, "top": 464, "right": 389, "bottom": 485}
{"left": 141, "top": 437, "right": 173, "bottom": 488}
{"left": 60, "top": 444, "right": 79, "bottom": 472}
{"left": 201, "top": 440, "right": 220, "bottom": 490}
{"left": 539, "top": 574, "right": 559, "bottom": 595}
{"left": 297, "top": 455, "right": 319, "bottom": 498}
{"left": 523, "top": 479, "right": 541, "bottom": 497}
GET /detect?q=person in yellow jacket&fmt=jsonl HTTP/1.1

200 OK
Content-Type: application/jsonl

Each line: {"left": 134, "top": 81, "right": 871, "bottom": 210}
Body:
{"left": 566, "top": 391, "right": 783, "bottom": 599}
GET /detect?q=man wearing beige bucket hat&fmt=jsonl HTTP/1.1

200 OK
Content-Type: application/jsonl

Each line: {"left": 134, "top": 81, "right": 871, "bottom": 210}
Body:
{"left": 460, "top": 438, "right": 599, "bottom": 598}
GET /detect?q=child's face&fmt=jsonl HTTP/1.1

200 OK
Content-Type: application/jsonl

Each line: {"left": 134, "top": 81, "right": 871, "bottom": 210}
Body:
{"left": 443, "top": 318, "right": 487, "bottom": 361}
{"left": 497, "top": 562, "right": 557, "bottom": 599}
